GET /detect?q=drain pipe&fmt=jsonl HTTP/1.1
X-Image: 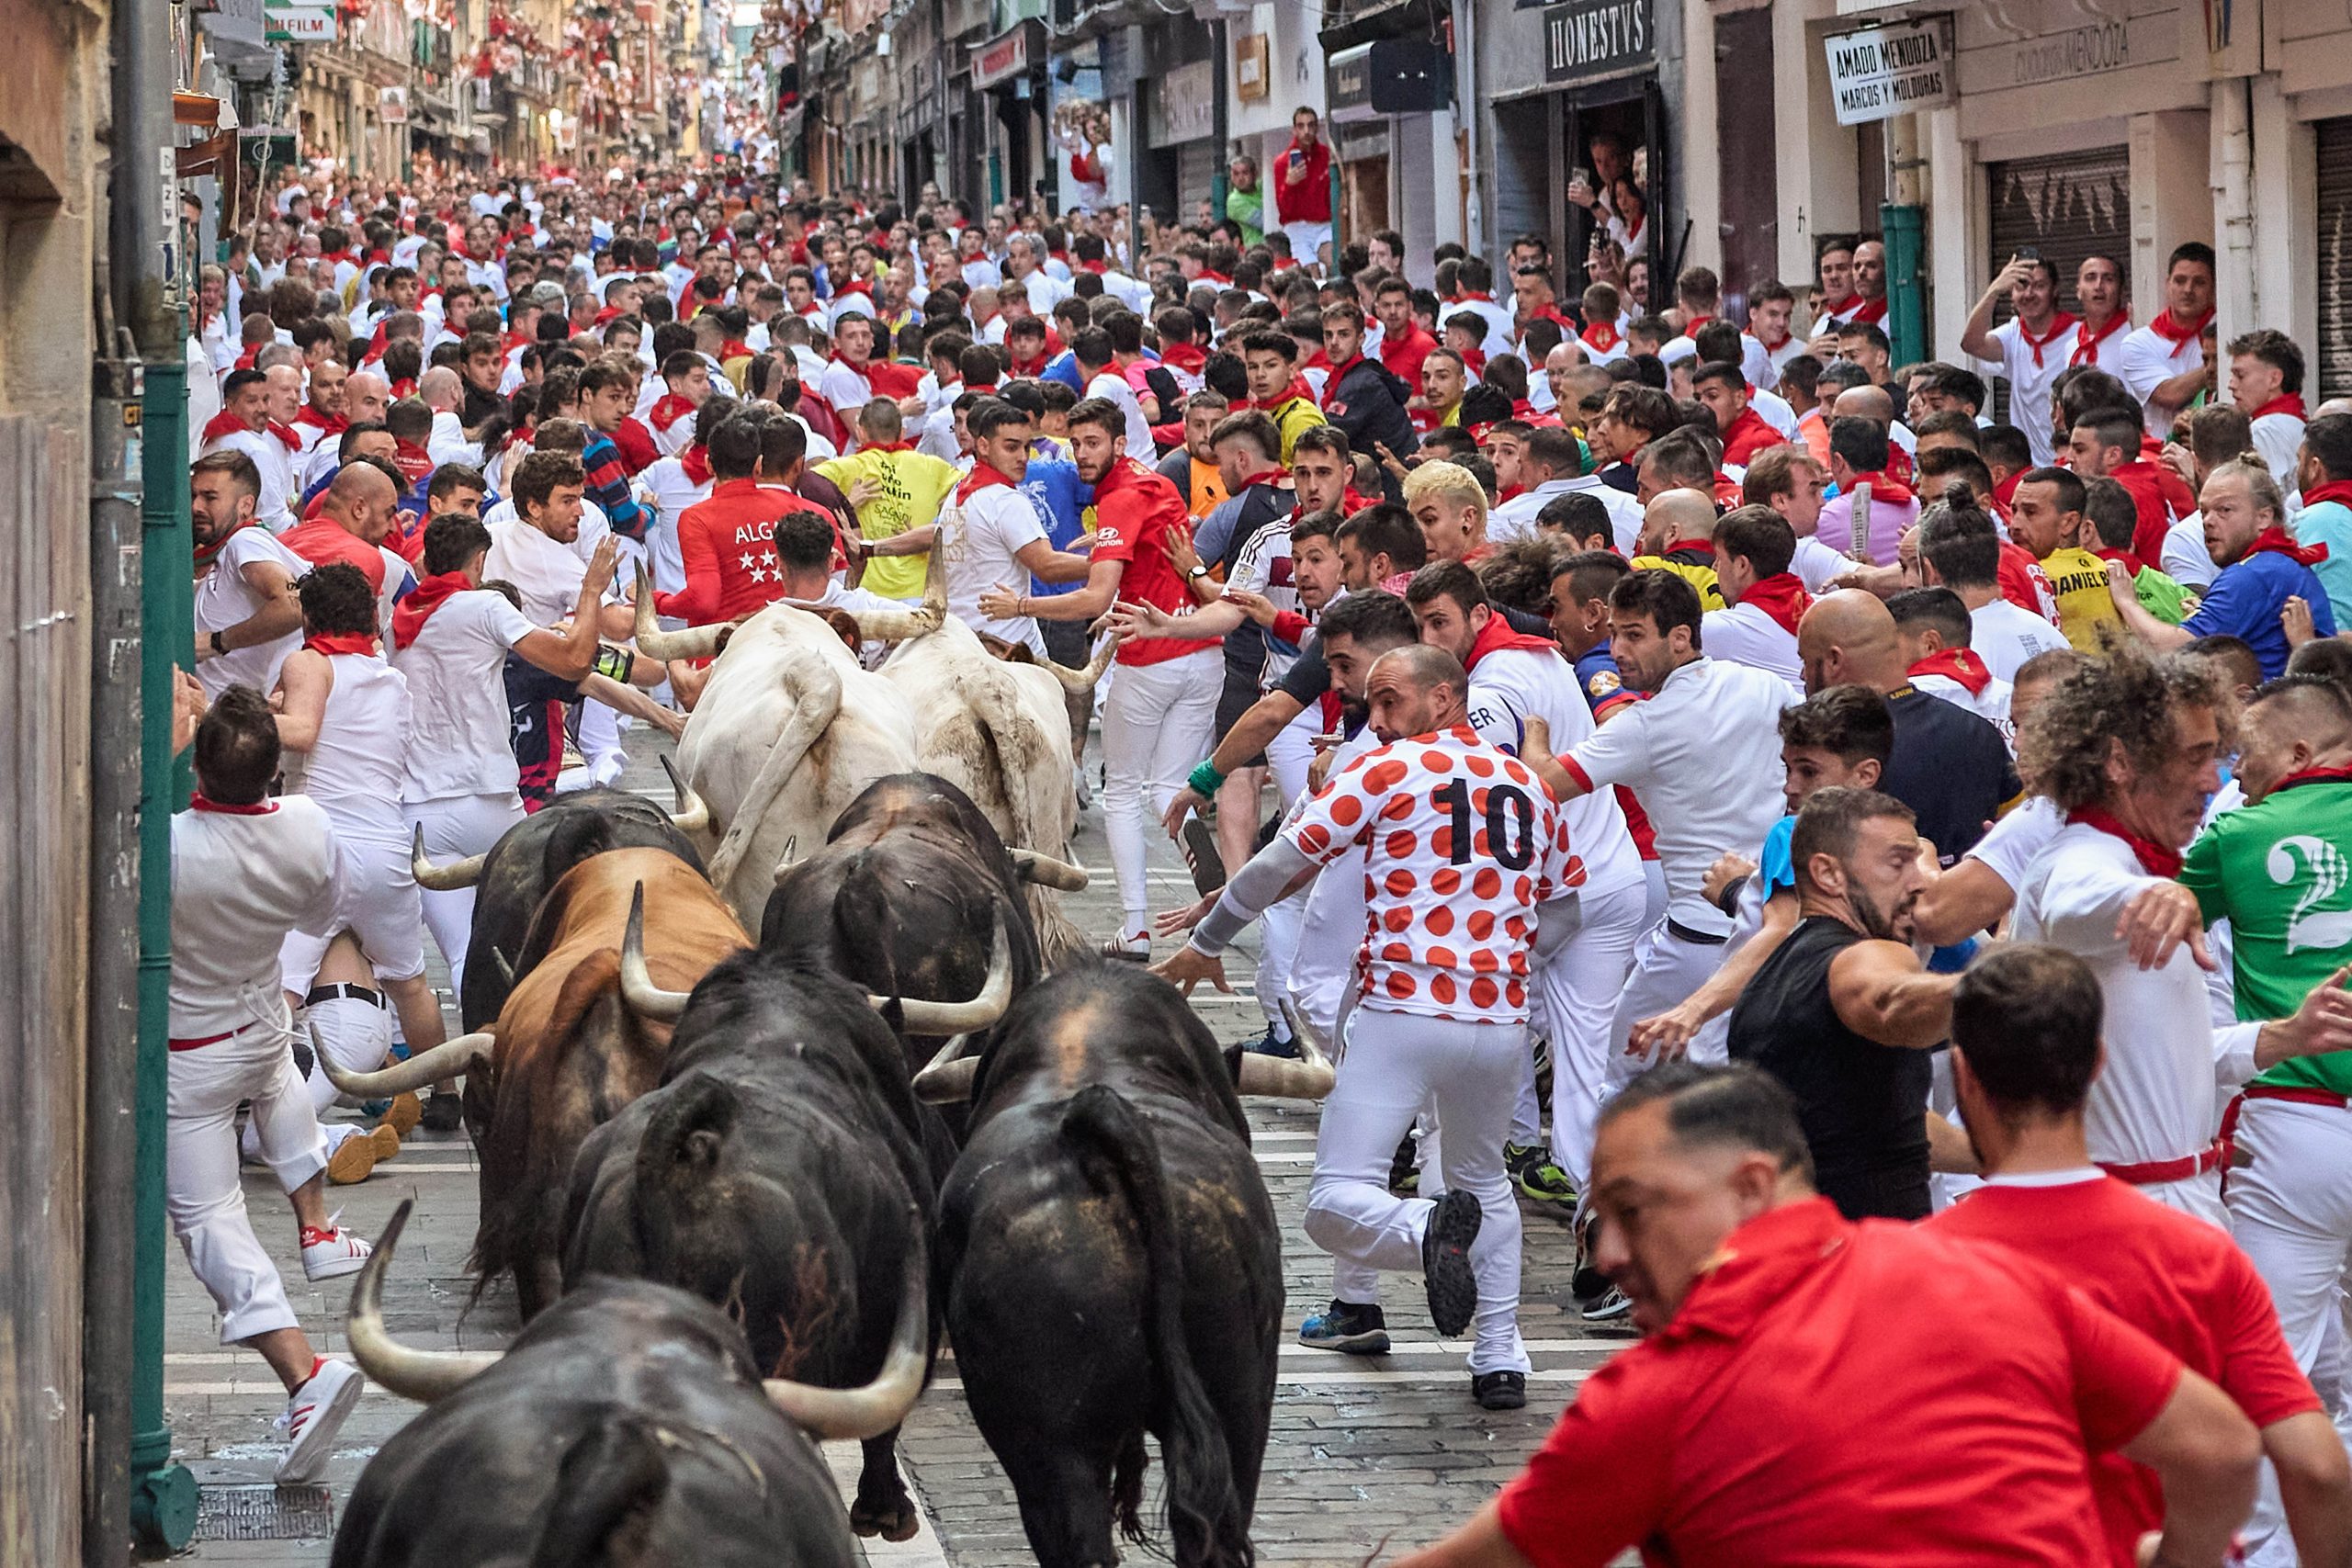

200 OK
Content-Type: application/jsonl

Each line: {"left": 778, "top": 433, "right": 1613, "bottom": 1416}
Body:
{"left": 1456, "top": 0, "right": 1481, "bottom": 253}
{"left": 2213, "top": 75, "right": 2256, "bottom": 353}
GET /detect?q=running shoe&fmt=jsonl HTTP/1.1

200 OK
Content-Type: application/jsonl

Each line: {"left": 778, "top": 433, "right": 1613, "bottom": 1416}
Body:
{"left": 1505, "top": 1143, "right": 1577, "bottom": 1206}
{"left": 1298, "top": 1300, "right": 1391, "bottom": 1355}
{"left": 1388, "top": 1135, "right": 1419, "bottom": 1195}
{"left": 1421, "top": 1190, "right": 1484, "bottom": 1337}
{"left": 1180, "top": 818, "right": 1227, "bottom": 897}
{"left": 323, "top": 1129, "right": 378, "bottom": 1187}
{"left": 1581, "top": 1285, "right": 1634, "bottom": 1323}
{"left": 300, "top": 1216, "right": 373, "bottom": 1282}
{"left": 1471, "top": 1370, "right": 1527, "bottom": 1411}
{"left": 274, "top": 1357, "right": 363, "bottom": 1483}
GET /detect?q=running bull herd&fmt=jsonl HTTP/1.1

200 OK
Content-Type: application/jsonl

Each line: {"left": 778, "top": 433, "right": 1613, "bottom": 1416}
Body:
{"left": 318, "top": 578, "right": 1336, "bottom": 1568}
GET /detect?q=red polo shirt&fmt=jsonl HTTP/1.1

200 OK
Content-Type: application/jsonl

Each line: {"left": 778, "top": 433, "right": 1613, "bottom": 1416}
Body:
{"left": 280, "top": 515, "right": 388, "bottom": 592}
{"left": 1495, "top": 1197, "right": 2183, "bottom": 1568}
{"left": 1089, "top": 457, "right": 1219, "bottom": 668}
{"left": 1928, "top": 1175, "right": 2320, "bottom": 1568}
{"left": 653, "top": 478, "right": 835, "bottom": 624}
{"left": 1379, "top": 323, "right": 1442, "bottom": 397}
{"left": 1718, "top": 405, "right": 1784, "bottom": 468}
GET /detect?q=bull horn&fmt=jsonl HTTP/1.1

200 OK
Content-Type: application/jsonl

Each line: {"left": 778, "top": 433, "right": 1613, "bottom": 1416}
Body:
{"left": 659, "top": 753, "right": 710, "bottom": 834}
{"left": 763, "top": 1208, "right": 929, "bottom": 1439}
{"left": 843, "top": 601, "right": 944, "bottom": 645}
{"left": 618, "top": 881, "right": 694, "bottom": 1022}
{"left": 345, "top": 1199, "right": 504, "bottom": 1403}
{"left": 1008, "top": 848, "right": 1089, "bottom": 891}
{"left": 910, "top": 1032, "right": 980, "bottom": 1105}
{"left": 868, "top": 912, "right": 1012, "bottom": 1035}
{"left": 318, "top": 1023, "right": 496, "bottom": 1097}
{"left": 490, "top": 946, "right": 515, "bottom": 987}
{"left": 1040, "top": 637, "right": 1115, "bottom": 694}
{"left": 632, "top": 562, "right": 728, "bottom": 662}
{"left": 412, "top": 824, "right": 486, "bottom": 892}
{"left": 1237, "top": 999, "right": 1338, "bottom": 1100}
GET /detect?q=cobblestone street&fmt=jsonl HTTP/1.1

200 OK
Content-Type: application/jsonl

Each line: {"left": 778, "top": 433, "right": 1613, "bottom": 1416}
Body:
{"left": 166, "top": 732, "right": 1629, "bottom": 1565}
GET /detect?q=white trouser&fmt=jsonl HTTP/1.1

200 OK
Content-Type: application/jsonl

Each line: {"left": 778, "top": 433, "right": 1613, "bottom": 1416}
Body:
{"left": 1304, "top": 1005, "right": 1529, "bottom": 1375}
{"left": 169, "top": 1020, "right": 328, "bottom": 1343}
{"left": 301, "top": 990, "right": 395, "bottom": 1113}
{"left": 1292, "top": 865, "right": 1369, "bottom": 1041}
{"left": 278, "top": 828, "right": 428, "bottom": 992}
{"left": 1099, "top": 649, "right": 1220, "bottom": 935}
{"left": 1607, "top": 919, "right": 1733, "bottom": 1087}
{"left": 1513, "top": 879, "right": 1648, "bottom": 1187}
{"left": 1259, "top": 888, "right": 1306, "bottom": 1037}
{"left": 2228, "top": 1098, "right": 2352, "bottom": 1566}
{"left": 404, "top": 791, "right": 526, "bottom": 999}
{"left": 2125, "top": 1168, "right": 2232, "bottom": 1231}
{"left": 1265, "top": 711, "right": 1316, "bottom": 807}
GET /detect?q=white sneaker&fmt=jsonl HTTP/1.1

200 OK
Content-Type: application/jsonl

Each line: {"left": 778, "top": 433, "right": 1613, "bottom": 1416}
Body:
{"left": 300, "top": 1214, "right": 372, "bottom": 1282}
{"left": 274, "top": 1357, "right": 363, "bottom": 1483}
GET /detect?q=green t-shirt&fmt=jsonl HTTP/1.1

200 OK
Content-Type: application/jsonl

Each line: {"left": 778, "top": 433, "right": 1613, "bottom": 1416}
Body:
{"left": 1226, "top": 186, "right": 1265, "bottom": 248}
{"left": 2180, "top": 774, "right": 2352, "bottom": 1093}
{"left": 813, "top": 448, "right": 961, "bottom": 600}
{"left": 2132, "top": 565, "right": 2194, "bottom": 626}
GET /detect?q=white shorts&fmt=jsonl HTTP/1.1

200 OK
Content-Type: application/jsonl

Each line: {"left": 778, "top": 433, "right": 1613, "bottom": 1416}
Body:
{"left": 279, "top": 829, "right": 427, "bottom": 991}
{"left": 1282, "top": 220, "right": 1333, "bottom": 266}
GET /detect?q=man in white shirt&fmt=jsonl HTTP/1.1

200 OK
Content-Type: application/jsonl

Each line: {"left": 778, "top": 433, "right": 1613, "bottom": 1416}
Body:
{"left": 1742, "top": 445, "right": 1850, "bottom": 592}
{"left": 1917, "top": 502, "right": 2069, "bottom": 681}
{"left": 167, "top": 682, "right": 370, "bottom": 1483}
{"left": 1887, "top": 586, "right": 2016, "bottom": 742}
{"left": 1701, "top": 508, "right": 1810, "bottom": 696}
{"left": 190, "top": 451, "right": 306, "bottom": 700}
{"left": 1959, "top": 254, "right": 2076, "bottom": 466}
{"left": 200, "top": 367, "right": 302, "bottom": 533}
{"left": 1489, "top": 428, "right": 1640, "bottom": 547}
{"left": 2007, "top": 641, "right": 2232, "bottom": 1225}
{"left": 2118, "top": 243, "right": 2217, "bottom": 438}
{"left": 2228, "top": 328, "right": 2310, "bottom": 480}
{"left": 1075, "top": 325, "right": 1156, "bottom": 458}
{"left": 939, "top": 399, "right": 1093, "bottom": 656}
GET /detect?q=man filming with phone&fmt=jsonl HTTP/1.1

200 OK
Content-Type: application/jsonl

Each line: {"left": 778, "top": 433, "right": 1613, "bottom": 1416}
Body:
{"left": 1276, "top": 107, "right": 1334, "bottom": 273}
{"left": 1960, "top": 251, "right": 2075, "bottom": 466}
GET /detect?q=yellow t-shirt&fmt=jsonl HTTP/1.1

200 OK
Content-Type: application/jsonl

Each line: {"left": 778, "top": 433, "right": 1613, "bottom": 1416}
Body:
{"left": 814, "top": 448, "right": 962, "bottom": 600}
{"left": 2040, "top": 546, "right": 2121, "bottom": 652}
{"left": 1629, "top": 553, "right": 1727, "bottom": 611}
{"left": 1267, "top": 395, "right": 1325, "bottom": 465}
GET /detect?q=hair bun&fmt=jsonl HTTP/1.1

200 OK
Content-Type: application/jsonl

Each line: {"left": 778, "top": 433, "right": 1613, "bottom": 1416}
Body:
{"left": 2236, "top": 449, "right": 2269, "bottom": 472}
{"left": 1940, "top": 478, "right": 1978, "bottom": 509}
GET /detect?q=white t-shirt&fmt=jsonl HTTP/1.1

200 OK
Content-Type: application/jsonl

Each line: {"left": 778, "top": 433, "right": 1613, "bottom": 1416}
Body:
{"left": 1911, "top": 669, "right": 2016, "bottom": 746}
{"left": 2251, "top": 412, "right": 2305, "bottom": 486}
{"left": 2118, "top": 322, "right": 2207, "bottom": 437}
{"left": 1561, "top": 656, "right": 1794, "bottom": 934}
{"left": 484, "top": 517, "right": 589, "bottom": 626}
{"left": 1983, "top": 317, "right": 2075, "bottom": 466}
{"left": 1228, "top": 517, "right": 1301, "bottom": 684}
{"left": 1792, "top": 534, "right": 1850, "bottom": 592}
{"left": 2011, "top": 821, "right": 2217, "bottom": 1167}
{"left": 819, "top": 358, "right": 882, "bottom": 424}
{"left": 294, "top": 652, "right": 413, "bottom": 842}
{"left": 393, "top": 589, "right": 537, "bottom": 805}
{"left": 2162, "top": 513, "right": 2219, "bottom": 589}
{"left": 1969, "top": 596, "right": 2070, "bottom": 682}
{"left": 639, "top": 455, "right": 714, "bottom": 596}
{"left": 942, "top": 482, "right": 1048, "bottom": 656}
{"left": 207, "top": 427, "right": 299, "bottom": 532}
{"left": 169, "top": 796, "right": 342, "bottom": 1038}
{"left": 193, "top": 527, "right": 309, "bottom": 700}
{"left": 1961, "top": 793, "right": 2063, "bottom": 894}
{"left": 1464, "top": 644, "right": 1643, "bottom": 900}
{"left": 1700, "top": 602, "right": 1804, "bottom": 696}
{"left": 1084, "top": 370, "right": 1157, "bottom": 457}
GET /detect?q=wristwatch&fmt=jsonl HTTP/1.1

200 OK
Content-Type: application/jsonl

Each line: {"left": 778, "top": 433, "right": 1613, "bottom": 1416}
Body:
{"left": 209, "top": 629, "right": 228, "bottom": 658}
{"left": 1186, "top": 564, "right": 1212, "bottom": 582}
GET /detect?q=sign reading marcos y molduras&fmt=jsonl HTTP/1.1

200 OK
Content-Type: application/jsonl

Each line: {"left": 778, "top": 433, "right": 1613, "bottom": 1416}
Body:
{"left": 1824, "top": 17, "right": 1955, "bottom": 126}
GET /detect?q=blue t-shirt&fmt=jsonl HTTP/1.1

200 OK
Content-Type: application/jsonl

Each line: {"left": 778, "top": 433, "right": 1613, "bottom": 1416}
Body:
{"left": 1758, "top": 815, "right": 1797, "bottom": 896}
{"left": 1573, "top": 647, "right": 1634, "bottom": 717}
{"left": 1041, "top": 350, "right": 1087, "bottom": 392}
{"left": 1021, "top": 458, "right": 1092, "bottom": 597}
{"left": 2182, "top": 547, "right": 2337, "bottom": 679}
{"left": 2293, "top": 500, "right": 2352, "bottom": 629}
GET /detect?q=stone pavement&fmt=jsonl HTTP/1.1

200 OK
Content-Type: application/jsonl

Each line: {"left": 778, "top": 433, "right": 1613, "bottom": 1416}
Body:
{"left": 164, "top": 730, "right": 1631, "bottom": 1564}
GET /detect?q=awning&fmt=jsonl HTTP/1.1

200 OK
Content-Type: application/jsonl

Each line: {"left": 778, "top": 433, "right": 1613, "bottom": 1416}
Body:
{"left": 1318, "top": 0, "right": 1437, "bottom": 54}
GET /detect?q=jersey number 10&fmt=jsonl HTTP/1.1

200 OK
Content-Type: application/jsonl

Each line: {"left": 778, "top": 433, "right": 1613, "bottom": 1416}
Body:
{"left": 1437, "top": 778, "right": 1535, "bottom": 870}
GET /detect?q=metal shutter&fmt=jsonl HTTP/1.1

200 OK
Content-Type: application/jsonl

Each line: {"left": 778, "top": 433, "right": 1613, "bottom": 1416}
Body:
{"left": 2317, "top": 118, "right": 2352, "bottom": 401}
{"left": 1179, "top": 138, "right": 1219, "bottom": 224}
{"left": 1983, "top": 144, "right": 2130, "bottom": 418}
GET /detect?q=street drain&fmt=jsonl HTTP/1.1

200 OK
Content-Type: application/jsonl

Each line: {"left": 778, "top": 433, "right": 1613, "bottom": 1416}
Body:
{"left": 193, "top": 1483, "right": 336, "bottom": 1540}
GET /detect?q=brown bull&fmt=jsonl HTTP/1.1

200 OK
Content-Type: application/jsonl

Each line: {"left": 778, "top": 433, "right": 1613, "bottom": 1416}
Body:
{"left": 327, "top": 847, "right": 751, "bottom": 1316}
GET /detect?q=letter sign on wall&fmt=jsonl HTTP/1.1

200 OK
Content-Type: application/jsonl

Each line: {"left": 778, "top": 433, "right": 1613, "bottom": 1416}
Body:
{"left": 1824, "top": 17, "right": 1956, "bottom": 126}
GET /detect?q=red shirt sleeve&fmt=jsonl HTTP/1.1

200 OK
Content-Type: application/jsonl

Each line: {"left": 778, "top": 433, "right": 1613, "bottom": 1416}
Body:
{"left": 1271, "top": 609, "right": 1313, "bottom": 645}
{"left": 2215, "top": 1253, "right": 2324, "bottom": 1429}
{"left": 1494, "top": 1352, "right": 1678, "bottom": 1568}
{"left": 2059, "top": 1285, "right": 2188, "bottom": 1454}
{"left": 655, "top": 507, "right": 721, "bottom": 624}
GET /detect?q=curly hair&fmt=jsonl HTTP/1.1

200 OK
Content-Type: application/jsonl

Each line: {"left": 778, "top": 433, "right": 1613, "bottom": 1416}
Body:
{"left": 2017, "top": 637, "right": 2237, "bottom": 811}
{"left": 1475, "top": 537, "right": 1564, "bottom": 617}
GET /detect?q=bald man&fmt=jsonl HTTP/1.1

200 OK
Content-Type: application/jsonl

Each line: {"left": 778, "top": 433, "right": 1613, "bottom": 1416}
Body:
{"left": 280, "top": 460, "right": 416, "bottom": 638}
{"left": 310, "top": 370, "right": 395, "bottom": 489}
{"left": 1797, "top": 590, "right": 2017, "bottom": 867}
{"left": 1631, "top": 488, "right": 1727, "bottom": 610}
{"left": 417, "top": 366, "right": 481, "bottom": 467}
{"left": 1159, "top": 642, "right": 1585, "bottom": 1408}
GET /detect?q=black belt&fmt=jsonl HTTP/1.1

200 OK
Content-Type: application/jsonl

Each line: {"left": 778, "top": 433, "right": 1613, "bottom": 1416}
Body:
{"left": 1665, "top": 919, "right": 1730, "bottom": 946}
{"left": 305, "top": 981, "right": 387, "bottom": 1009}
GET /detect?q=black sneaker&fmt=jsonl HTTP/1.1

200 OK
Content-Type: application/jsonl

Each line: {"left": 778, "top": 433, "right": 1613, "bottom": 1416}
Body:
{"left": 1471, "top": 1370, "right": 1527, "bottom": 1411}
{"left": 1570, "top": 1213, "right": 1608, "bottom": 1302}
{"left": 1505, "top": 1142, "right": 1578, "bottom": 1206}
{"left": 1421, "top": 1190, "right": 1483, "bottom": 1337}
{"left": 1388, "top": 1134, "right": 1420, "bottom": 1195}
{"left": 1298, "top": 1300, "right": 1391, "bottom": 1354}
{"left": 1236, "top": 1025, "right": 1299, "bottom": 1059}
{"left": 1581, "top": 1284, "right": 1634, "bottom": 1323}
{"left": 1180, "top": 818, "right": 1227, "bottom": 897}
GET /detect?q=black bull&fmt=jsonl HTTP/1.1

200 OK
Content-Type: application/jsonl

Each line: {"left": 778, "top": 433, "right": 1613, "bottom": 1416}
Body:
{"left": 924, "top": 963, "right": 1334, "bottom": 1568}
{"left": 560, "top": 949, "right": 946, "bottom": 1542}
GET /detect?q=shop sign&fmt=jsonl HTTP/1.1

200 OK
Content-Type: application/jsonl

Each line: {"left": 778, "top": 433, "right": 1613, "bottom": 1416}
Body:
{"left": 1540, "top": 0, "right": 1653, "bottom": 85}
{"left": 264, "top": 0, "right": 336, "bottom": 41}
{"left": 1328, "top": 43, "right": 1374, "bottom": 115}
{"left": 972, "top": 24, "right": 1030, "bottom": 90}
{"left": 1823, "top": 17, "right": 1954, "bottom": 126}
{"left": 378, "top": 85, "right": 409, "bottom": 124}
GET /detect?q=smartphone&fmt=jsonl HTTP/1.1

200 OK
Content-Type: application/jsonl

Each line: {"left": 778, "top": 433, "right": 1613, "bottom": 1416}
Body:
{"left": 2015, "top": 245, "right": 2041, "bottom": 262}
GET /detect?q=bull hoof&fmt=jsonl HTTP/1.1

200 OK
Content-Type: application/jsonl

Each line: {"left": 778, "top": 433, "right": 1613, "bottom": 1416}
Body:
{"left": 850, "top": 1495, "right": 921, "bottom": 1542}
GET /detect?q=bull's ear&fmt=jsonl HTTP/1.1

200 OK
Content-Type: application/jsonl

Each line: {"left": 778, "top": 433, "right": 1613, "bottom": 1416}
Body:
{"left": 1221, "top": 1043, "right": 1246, "bottom": 1085}
{"left": 818, "top": 607, "right": 862, "bottom": 654}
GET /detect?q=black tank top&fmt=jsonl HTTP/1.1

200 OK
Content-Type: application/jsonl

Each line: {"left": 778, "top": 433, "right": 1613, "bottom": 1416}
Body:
{"left": 1726, "top": 916, "right": 1931, "bottom": 1201}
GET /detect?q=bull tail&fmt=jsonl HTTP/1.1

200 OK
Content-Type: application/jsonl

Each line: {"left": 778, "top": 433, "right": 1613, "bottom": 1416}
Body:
{"left": 1058, "top": 1084, "right": 1253, "bottom": 1568}
{"left": 631, "top": 1070, "right": 738, "bottom": 1286}
{"left": 524, "top": 1415, "right": 671, "bottom": 1568}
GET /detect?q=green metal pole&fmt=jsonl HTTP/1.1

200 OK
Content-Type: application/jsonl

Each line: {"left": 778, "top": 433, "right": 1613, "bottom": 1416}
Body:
{"left": 1882, "top": 199, "right": 1927, "bottom": 369}
{"left": 1329, "top": 156, "right": 1344, "bottom": 269}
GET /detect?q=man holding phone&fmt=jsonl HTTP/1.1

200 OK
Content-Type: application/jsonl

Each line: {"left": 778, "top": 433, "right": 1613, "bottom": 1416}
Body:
{"left": 1276, "top": 107, "right": 1334, "bottom": 274}
{"left": 1959, "top": 253, "right": 2075, "bottom": 465}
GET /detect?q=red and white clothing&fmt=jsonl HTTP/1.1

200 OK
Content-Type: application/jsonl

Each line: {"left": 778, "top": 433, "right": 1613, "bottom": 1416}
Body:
{"left": 203, "top": 420, "right": 301, "bottom": 533}
{"left": 652, "top": 478, "right": 831, "bottom": 626}
{"left": 1981, "top": 313, "right": 2079, "bottom": 465}
{"left": 2010, "top": 818, "right": 2226, "bottom": 1225}
{"left": 941, "top": 465, "right": 1050, "bottom": 655}
{"left": 1929, "top": 1172, "right": 2321, "bottom": 1568}
{"left": 1492, "top": 1197, "right": 2188, "bottom": 1568}
{"left": 2246, "top": 393, "right": 2309, "bottom": 482}
{"left": 639, "top": 447, "right": 717, "bottom": 596}
{"left": 193, "top": 526, "right": 308, "bottom": 701}
{"left": 1702, "top": 575, "right": 1810, "bottom": 697}
{"left": 1908, "top": 649, "right": 2014, "bottom": 744}
{"left": 2119, "top": 309, "right": 2215, "bottom": 436}
{"left": 646, "top": 391, "right": 701, "bottom": 459}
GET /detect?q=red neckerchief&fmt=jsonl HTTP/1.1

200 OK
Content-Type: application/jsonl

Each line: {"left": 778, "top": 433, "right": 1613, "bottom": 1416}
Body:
{"left": 681, "top": 445, "right": 713, "bottom": 487}
{"left": 2243, "top": 525, "right": 2330, "bottom": 568}
{"left": 860, "top": 439, "right": 916, "bottom": 455}
{"left": 1755, "top": 326, "right": 1792, "bottom": 352}
{"left": 189, "top": 794, "right": 276, "bottom": 816}
{"left": 321, "top": 249, "right": 356, "bottom": 267}
{"left": 233, "top": 343, "right": 263, "bottom": 370}
{"left": 1161, "top": 343, "right": 1207, "bottom": 375}
{"left": 1236, "top": 466, "right": 1290, "bottom": 493}
{"left": 1844, "top": 468, "right": 1915, "bottom": 505}
{"left": 392, "top": 440, "right": 435, "bottom": 486}
{"left": 955, "top": 460, "right": 1018, "bottom": 504}
{"left": 1271, "top": 376, "right": 1317, "bottom": 410}
{"left": 200, "top": 409, "right": 259, "bottom": 446}
{"left": 294, "top": 407, "right": 349, "bottom": 439}
{"left": 2092, "top": 544, "right": 2150, "bottom": 577}
{"left": 1008, "top": 351, "right": 1050, "bottom": 378}
{"left": 303, "top": 632, "right": 378, "bottom": 658}
{"left": 1682, "top": 314, "right": 1714, "bottom": 333}
{"left": 1581, "top": 321, "right": 1620, "bottom": 354}
{"left": 1738, "top": 573, "right": 1812, "bottom": 637}
{"left": 1847, "top": 297, "right": 1888, "bottom": 325}
{"left": 1464, "top": 611, "right": 1560, "bottom": 670}
{"left": 2068, "top": 805, "right": 2185, "bottom": 879}
{"left": 192, "top": 520, "right": 253, "bottom": 571}
{"left": 1526, "top": 305, "right": 1577, "bottom": 334}
{"left": 1822, "top": 294, "right": 1862, "bottom": 316}
{"left": 2249, "top": 393, "right": 2307, "bottom": 423}
{"left": 1457, "top": 291, "right": 1494, "bottom": 304}
{"left": 501, "top": 330, "right": 532, "bottom": 355}
{"left": 1910, "top": 648, "right": 1991, "bottom": 696}
{"left": 1993, "top": 468, "right": 2025, "bottom": 515}
{"left": 266, "top": 419, "right": 304, "bottom": 452}
{"left": 1458, "top": 346, "right": 1487, "bottom": 376}
{"left": 2301, "top": 479, "right": 2352, "bottom": 512}
{"left": 1080, "top": 257, "right": 1108, "bottom": 275}
{"left": 391, "top": 570, "right": 470, "bottom": 650}
{"left": 650, "top": 391, "right": 696, "bottom": 432}
{"left": 1319, "top": 357, "right": 1363, "bottom": 411}
{"left": 2071, "top": 311, "right": 2131, "bottom": 367}
{"left": 2272, "top": 765, "right": 2352, "bottom": 795}
{"left": 2018, "top": 311, "right": 2078, "bottom": 368}
{"left": 719, "top": 340, "right": 752, "bottom": 360}
{"left": 2146, "top": 307, "right": 2215, "bottom": 351}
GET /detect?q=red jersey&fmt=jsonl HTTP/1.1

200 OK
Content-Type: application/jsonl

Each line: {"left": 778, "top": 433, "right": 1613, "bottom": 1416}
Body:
{"left": 2108, "top": 457, "right": 2181, "bottom": 567}
{"left": 1378, "top": 323, "right": 1441, "bottom": 397}
{"left": 1719, "top": 406, "right": 1784, "bottom": 468}
{"left": 280, "top": 516, "right": 388, "bottom": 593}
{"left": 1997, "top": 539, "right": 2060, "bottom": 623}
{"left": 1495, "top": 1198, "right": 2184, "bottom": 1568}
{"left": 611, "top": 416, "right": 659, "bottom": 476}
{"left": 652, "top": 479, "right": 833, "bottom": 624}
{"left": 1088, "top": 457, "right": 1220, "bottom": 668}
{"left": 1928, "top": 1175, "right": 2321, "bottom": 1567}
